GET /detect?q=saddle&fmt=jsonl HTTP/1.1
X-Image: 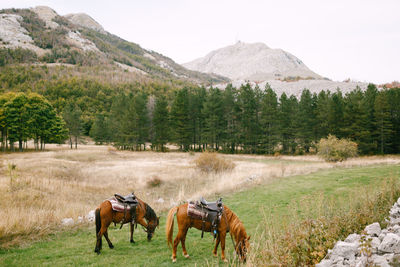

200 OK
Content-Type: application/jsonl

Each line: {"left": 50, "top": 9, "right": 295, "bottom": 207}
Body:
{"left": 114, "top": 192, "right": 139, "bottom": 229}
{"left": 187, "top": 197, "right": 224, "bottom": 239}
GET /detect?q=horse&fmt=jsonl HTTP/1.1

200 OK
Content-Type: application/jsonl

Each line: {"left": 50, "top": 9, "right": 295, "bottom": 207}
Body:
{"left": 166, "top": 203, "right": 250, "bottom": 263}
{"left": 94, "top": 196, "right": 159, "bottom": 254}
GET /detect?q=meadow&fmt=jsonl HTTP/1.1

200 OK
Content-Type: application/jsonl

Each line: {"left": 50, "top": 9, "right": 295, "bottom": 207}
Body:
{"left": 0, "top": 145, "right": 399, "bottom": 266}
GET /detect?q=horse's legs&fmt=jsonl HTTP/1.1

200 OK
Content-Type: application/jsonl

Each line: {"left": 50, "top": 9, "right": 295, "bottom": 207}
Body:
{"left": 213, "top": 234, "right": 221, "bottom": 256}
{"left": 172, "top": 226, "right": 187, "bottom": 262}
{"left": 130, "top": 222, "right": 135, "bottom": 243}
{"left": 180, "top": 226, "right": 190, "bottom": 258}
{"left": 104, "top": 230, "right": 114, "bottom": 249}
{"left": 220, "top": 232, "right": 228, "bottom": 262}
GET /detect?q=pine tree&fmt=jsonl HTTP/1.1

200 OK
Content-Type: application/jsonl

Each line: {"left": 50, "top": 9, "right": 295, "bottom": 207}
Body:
{"left": 170, "top": 88, "right": 192, "bottom": 151}
{"left": 152, "top": 95, "right": 169, "bottom": 151}
{"left": 374, "top": 90, "right": 393, "bottom": 154}
{"left": 202, "top": 87, "right": 224, "bottom": 150}
{"left": 297, "top": 89, "right": 315, "bottom": 153}
{"left": 279, "top": 93, "right": 298, "bottom": 154}
{"left": 260, "top": 84, "right": 279, "bottom": 154}
{"left": 222, "top": 84, "right": 239, "bottom": 153}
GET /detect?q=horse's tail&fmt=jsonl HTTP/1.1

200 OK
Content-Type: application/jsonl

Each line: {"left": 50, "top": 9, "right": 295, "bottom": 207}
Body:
{"left": 95, "top": 208, "right": 102, "bottom": 248}
{"left": 166, "top": 206, "right": 178, "bottom": 248}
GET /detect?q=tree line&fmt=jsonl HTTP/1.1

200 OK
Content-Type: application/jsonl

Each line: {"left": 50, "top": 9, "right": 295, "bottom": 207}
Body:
{"left": 0, "top": 92, "right": 67, "bottom": 151}
{"left": 89, "top": 83, "right": 400, "bottom": 155}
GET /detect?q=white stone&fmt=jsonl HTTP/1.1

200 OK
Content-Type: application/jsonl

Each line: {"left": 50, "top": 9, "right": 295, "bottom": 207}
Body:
{"left": 397, "top": 198, "right": 400, "bottom": 206}
{"left": 372, "top": 255, "right": 390, "bottom": 267}
{"left": 331, "top": 241, "right": 358, "bottom": 260}
{"left": 64, "top": 13, "right": 106, "bottom": 33}
{"left": 371, "top": 237, "right": 381, "bottom": 251}
{"left": 315, "top": 259, "right": 332, "bottom": 267}
{"left": 378, "top": 233, "right": 400, "bottom": 253}
{"left": 390, "top": 217, "right": 400, "bottom": 226}
{"left": 61, "top": 218, "right": 74, "bottom": 226}
{"left": 365, "top": 222, "right": 381, "bottom": 237}
{"left": 86, "top": 209, "right": 95, "bottom": 222}
{"left": 157, "top": 198, "right": 164, "bottom": 203}
{"left": 345, "top": 233, "right": 361, "bottom": 244}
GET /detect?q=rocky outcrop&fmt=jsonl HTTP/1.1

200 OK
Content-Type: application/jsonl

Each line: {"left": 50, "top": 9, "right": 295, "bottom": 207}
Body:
{"left": 183, "top": 41, "right": 321, "bottom": 81}
{"left": 64, "top": 13, "right": 106, "bottom": 34}
{"left": 0, "top": 13, "right": 46, "bottom": 55}
{"left": 316, "top": 198, "right": 400, "bottom": 266}
{"left": 31, "top": 6, "right": 59, "bottom": 29}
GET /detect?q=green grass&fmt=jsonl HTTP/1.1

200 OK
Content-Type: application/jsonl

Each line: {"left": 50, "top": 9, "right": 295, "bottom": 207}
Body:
{"left": 1, "top": 164, "right": 399, "bottom": 266}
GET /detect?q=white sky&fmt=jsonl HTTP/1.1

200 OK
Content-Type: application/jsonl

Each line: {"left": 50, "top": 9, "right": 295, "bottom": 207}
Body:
{"left": 1, "top": 0, "right": 399, "bottom": 83}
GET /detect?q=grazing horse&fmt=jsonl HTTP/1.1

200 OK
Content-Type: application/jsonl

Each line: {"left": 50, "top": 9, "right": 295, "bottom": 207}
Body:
{"left": 94, "top": 197, "right": 159, "bottom": 254}
{"left": 166, "top": 203, "right": 250, "bottom": 262}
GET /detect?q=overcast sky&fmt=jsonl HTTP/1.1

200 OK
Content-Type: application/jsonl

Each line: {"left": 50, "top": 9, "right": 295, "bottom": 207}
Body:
{"left": 1, "top": 0, "right": 399, "bottom": 83}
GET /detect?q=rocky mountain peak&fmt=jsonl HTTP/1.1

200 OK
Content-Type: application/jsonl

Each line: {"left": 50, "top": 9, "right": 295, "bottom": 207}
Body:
{"left": 183, "top": 41, "right": 321, "bottom": 81}
{"left": 64, "top": 13, "right": 106, "bottom": 34}
{"left": 31, "top": 6, "right": 58, "bottom": 29}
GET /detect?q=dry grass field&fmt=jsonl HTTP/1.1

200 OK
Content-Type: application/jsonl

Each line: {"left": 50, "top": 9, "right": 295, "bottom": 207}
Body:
{"left": 1, "top": 144, "right": 399, "bottom": 248}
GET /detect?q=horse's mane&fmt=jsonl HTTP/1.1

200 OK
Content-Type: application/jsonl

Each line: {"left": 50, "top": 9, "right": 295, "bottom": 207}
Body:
{"left": 144, "top": 203, "right": 157, "bottom": 221}
{"left": 224, "top": 206, "right": 247, "bottom": 243}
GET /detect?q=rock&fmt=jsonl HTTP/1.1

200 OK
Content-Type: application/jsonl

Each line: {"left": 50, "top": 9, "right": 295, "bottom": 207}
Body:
{"left": 315, "top": 259, "right": 332, "bottom": 267}
{"left": 388, "top": 224, "right": 400, "bottom": 234}
{"left": 345, "top": 233, "right": 361, "bottom": 244}
{"left": 390, "top": 217, "right": 400, "bottom": 226}
{"left": 331, "top": 241, "right": 358, "bottom": 260}
{"left": 372, "top": 255, "right": 390, "bottom": 267}
{"left": 378, "top": 233, "right": 400, "bottom": 253}
{"left": 157, "top": 198, "right": 164, "bottom": 203}
{"left": 365, "top": 222, "right": 381, "bottom": 237}
{"left": 86, "top": 210, "right": 95, "bottom": 222}
{"left": 397, "top": 198, "right": 400, "bottom": 206}
{"left": 64, "top": 13, "right": 106, "bottom": 34}
{"left": 390, "top": 206, "right": 400, "bottom": 218}
{"left": 371, "top": 237, "right": 381, "bottom": 251}
{"left": 61, "top": 218, "right": 74, "bottom": 226}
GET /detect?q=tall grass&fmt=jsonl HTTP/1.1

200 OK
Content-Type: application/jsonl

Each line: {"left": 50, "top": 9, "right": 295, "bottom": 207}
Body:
{"left": 247, "top": 177, "right": 400, "bottom": 266}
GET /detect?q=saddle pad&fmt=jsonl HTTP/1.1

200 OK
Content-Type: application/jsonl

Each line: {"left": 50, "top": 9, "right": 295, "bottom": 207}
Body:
{"left": 108, "top": 197, "right": 133, "bottom": 212}
{"left": 187, "top": 202, "right": 205, "bottom": 220}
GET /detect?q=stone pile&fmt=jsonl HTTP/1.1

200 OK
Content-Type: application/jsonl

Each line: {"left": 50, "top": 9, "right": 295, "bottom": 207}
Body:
{"left": 317, "top": 198, "right": 400, "bottom": 266}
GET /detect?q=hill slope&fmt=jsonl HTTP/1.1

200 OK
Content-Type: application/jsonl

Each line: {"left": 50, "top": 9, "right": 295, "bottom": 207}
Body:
{"left": 183, "top": 41, "right": 321, "bottom": 81}
{"left": 0, "top": 6, "right": 228, "bottom": 85}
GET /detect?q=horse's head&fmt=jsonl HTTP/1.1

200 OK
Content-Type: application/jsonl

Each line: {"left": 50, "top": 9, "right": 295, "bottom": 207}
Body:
{"left": 144, "top": 203, "right": 159, "bottom": 241}
{"left": 146, "top": 216, "right": 159, "bottom": 241}
{"left": 236, "top": 235, "right": 250, "bottom": 262}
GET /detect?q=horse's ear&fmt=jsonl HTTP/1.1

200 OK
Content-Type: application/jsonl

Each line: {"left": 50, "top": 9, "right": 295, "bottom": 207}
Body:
{"left": 247, "top": 236, "right": 251, "bottom": 241}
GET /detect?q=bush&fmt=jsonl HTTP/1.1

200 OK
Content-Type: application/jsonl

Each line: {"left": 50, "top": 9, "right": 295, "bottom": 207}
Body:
{"left": 317, "top": 135, "right": 357, "bottom": 162}
{"left": 194, "top": 152, "right": 235, "bottom": 173}
{"left": 146, "top": 175, "right": 162, "bottom": 188}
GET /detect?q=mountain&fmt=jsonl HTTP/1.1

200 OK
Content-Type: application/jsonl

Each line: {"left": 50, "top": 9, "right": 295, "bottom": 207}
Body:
{"left": 183, "top": 41, "right": 321, "bottom": 81}
{"left": 0, "top": 6, "right": 228, "bottom": 85}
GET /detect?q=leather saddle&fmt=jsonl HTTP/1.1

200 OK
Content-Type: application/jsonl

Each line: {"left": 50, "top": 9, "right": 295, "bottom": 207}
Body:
{"left": 115, "top": 193, "right": 138, "bottom": 205}
{"left": 114, "top": 192, "right": 138, "bottom": 228}
{"left": 199, "top": 197, "right": 223, "bottom": 212}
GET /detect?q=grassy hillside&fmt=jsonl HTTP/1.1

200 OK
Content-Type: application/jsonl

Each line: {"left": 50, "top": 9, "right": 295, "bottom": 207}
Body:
{"left": 1, "top": 163, "right": 399, "bottom": 266}
{"left": 0, "top": 7, "right": 228, "bottom": 85}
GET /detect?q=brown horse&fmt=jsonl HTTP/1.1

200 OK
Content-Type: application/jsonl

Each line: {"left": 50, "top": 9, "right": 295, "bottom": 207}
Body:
{"left": 166, "top": 203, "right": 250, "bottom": 263}
{"left": 94, "top": 197, "right": 159, "bottom": 254}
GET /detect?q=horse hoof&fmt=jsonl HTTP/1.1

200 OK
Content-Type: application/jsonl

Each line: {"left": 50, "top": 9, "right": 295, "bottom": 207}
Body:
{"left": 94, "top": 249, "right": 100, "bottom": 255}
{"left": 213, "top": 253, "right": 217, "bottom": 257}
{"left": 130, "top": 240, "right": 135, "bottom": 243}
{"left": 172, "top": 258, "right": 177, "bottom": 263}
{"left": 183, "top": 254, "right": 190, "bottom": 258}
{"left": 109, "top": 245, "right": 114, "bottom": 249}
{"left": 223, "top": 258, "right": 228, "bottom": 263}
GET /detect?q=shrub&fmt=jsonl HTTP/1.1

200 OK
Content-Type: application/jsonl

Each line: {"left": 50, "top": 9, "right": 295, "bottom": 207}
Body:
{"left": 146, "top": 175, "right": 162, "bottom": 188}
{"left": 317, "top": 135, "right": 357, "bottom": 162}
{"left": 194, "top": 152, "right": 235, "bottom": 173}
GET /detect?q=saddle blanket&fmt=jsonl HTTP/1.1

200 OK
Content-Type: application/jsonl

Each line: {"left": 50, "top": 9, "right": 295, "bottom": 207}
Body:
{"left": 187, "top": 202, "right": 220, "bottom": 222}
{"left": 107, "top": 197, "right": 134, "bottom": 212}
